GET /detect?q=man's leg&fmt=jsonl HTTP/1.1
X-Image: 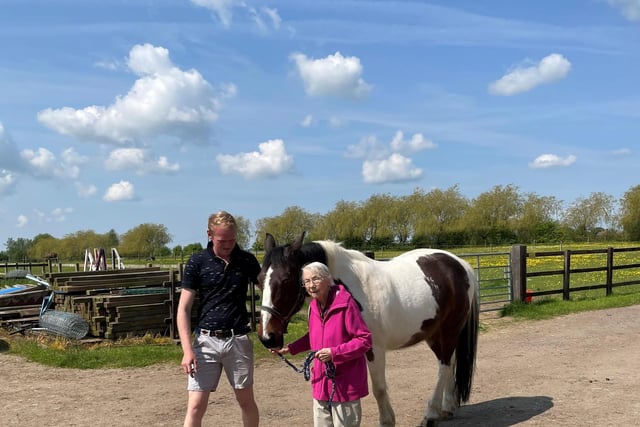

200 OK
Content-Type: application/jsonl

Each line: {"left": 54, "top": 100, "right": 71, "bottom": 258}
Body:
{"left": 183, "top": 390, "right": 210, "bottom": 427}
{"left": 234, "top": 386, "right": 259, "bottom": 427}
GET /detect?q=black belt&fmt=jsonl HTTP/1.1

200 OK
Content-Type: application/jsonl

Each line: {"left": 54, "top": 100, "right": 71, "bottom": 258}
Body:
{"left": 198, "top": 328, "right": 248, "bottom": 338}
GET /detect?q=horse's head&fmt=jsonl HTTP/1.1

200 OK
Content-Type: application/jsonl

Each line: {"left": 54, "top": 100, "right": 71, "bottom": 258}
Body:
{"left": 257, "top": 232, "right": 308, "bottom": 349}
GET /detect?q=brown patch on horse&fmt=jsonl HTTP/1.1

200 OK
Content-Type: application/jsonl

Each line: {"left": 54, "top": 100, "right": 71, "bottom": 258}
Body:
{"left": 400, "top": 253, "right": 471, "bottom": 364}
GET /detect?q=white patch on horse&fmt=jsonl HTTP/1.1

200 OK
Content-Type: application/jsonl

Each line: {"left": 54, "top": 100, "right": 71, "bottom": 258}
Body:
{"left": 259, "top": 268, "right": 274, "bottom": 341}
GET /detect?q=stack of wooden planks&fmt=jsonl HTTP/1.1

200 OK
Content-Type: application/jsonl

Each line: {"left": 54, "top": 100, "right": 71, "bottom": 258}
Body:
{"left": 45, "top": 267, "right": 188, "bottom": 340}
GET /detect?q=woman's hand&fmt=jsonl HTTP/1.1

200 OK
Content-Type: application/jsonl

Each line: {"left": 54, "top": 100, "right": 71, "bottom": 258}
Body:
{"left": 270, "top": 346, "right": 290, "bottom": 356}
{"left": 316, "top": 347, "right": 332, "bottom": 362}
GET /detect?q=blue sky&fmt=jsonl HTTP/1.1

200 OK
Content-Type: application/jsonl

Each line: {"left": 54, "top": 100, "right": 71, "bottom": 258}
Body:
{"left": 1, "top": 0, "right": 639, "bottom": 248}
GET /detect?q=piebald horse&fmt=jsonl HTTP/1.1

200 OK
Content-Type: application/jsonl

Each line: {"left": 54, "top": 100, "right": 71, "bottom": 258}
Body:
{"left": 257, "top": 232, "right": 479, "bottom": 427}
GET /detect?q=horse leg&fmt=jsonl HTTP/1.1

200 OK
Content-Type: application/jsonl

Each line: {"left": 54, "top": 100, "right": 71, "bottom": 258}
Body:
{"left": 423, "top": 340, "right": 458, "bottom": 426}
{"left": 367, "top": 345, "right": 396, "bottom": 427}
{"left": 421, "top": 359, "right": 454, "bottom": 424}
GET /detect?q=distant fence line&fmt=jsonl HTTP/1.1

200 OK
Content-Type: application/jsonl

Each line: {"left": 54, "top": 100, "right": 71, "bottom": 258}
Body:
{"left": 0, "top": 261, "right": 62, "bottom": 275}
{"left": 511, "top": 245, "right": 640, "bottom": 302}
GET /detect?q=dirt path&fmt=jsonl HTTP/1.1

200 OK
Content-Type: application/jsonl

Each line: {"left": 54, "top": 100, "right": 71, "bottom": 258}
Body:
{"left": 2, "top": 305, "right": 639, "bottom": 426}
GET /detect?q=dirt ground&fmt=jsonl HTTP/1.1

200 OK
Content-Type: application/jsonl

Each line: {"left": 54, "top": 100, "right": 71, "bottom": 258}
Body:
{"left": 1, "top": 305, "right": 639, "bottom": 427}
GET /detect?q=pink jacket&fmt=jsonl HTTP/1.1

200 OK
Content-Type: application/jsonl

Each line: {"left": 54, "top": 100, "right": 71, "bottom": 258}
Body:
{"left": 288, "top": 283, "right": 372, "bottom": 402}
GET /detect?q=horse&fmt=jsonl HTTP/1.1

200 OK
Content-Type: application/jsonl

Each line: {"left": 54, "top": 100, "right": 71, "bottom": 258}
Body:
{"left": 257, "top": 232, "right": 479, "bottom": 427}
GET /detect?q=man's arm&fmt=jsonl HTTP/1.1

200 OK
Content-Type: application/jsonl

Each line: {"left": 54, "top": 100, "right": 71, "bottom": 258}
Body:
{"left": 177, "top": 288, "right": 197, "bottom": 375}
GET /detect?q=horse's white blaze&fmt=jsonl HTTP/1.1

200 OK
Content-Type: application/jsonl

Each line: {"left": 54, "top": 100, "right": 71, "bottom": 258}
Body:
{"left": 259, "top": 267, "right": 274, "bottom": 340}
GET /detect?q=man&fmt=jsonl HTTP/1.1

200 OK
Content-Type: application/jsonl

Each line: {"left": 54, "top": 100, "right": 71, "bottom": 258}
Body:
{"left": 177, "top": 211, "right": 260, "bottom": 427}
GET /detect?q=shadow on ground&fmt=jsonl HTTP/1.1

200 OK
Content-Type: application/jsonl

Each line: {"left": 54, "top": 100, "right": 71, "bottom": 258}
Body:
{"left": 437, "top": 396, "right": 553, "bottom": 426}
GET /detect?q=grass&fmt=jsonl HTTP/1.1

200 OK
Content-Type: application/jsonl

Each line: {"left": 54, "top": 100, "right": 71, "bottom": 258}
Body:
{"left": 1, "top": 333, "right": 183, "bottom": 369}
{"left": 501, "top": 290, "right": 640, "bottom": 321}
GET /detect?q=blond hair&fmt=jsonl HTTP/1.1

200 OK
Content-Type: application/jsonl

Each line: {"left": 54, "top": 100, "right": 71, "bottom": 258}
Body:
{"left": 208, "top": 210, "right": 237, "bottom": 232}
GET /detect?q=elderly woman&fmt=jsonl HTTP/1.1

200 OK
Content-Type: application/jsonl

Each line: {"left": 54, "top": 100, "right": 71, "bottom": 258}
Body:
{"left": 272, "top": 261, "right": 372, "bottom": 427}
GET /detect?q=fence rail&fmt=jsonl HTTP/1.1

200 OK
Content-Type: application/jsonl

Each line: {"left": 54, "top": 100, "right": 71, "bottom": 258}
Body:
{"left": 0, "top": 261, "right": 61, "bottom": 275}
{"left": 511, "top": 245, "right": 640, "bottom": 302}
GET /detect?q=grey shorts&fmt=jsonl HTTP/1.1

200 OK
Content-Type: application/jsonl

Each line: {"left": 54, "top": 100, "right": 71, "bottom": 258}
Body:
{"left": 187, "top": 332, "right": 254, "bottom": 392}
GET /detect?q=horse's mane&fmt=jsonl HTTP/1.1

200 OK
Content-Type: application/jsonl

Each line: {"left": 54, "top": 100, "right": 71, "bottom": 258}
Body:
{"left": 314, "top": 240, "right": 371, "bottom": 263}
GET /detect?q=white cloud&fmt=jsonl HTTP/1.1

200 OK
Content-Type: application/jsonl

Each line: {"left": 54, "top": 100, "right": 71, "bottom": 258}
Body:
{"left": 263, "top": 7, "right": 282, "bottom": 29}
{"left": 249, "top": 6, "right": 282, "bottom": 32}
{"left": 20, "top": 147, "right": 84, "bottom": 179}
{"left": 607, "top": 0, "right": 640, "bottom": 21}
{"left": 290, "top": 52, "right": 372, "bottom": 100}
{"left": 612, "top": 147, "right": 632, "bottom": 156}
{"left": 104, "top": 148, "right": 179, "bottom": 174}
{"left": 37, "top": 44, "right": 222, "bottom": 146}
{"left": 389, "top": 131, "right": 437, "bottom": 153}
{"left": 348, "top": 131, "right": 432, "bottom": 184}
{"left": 0, "top": 170, "right": 16, "bottom": 195}
{"left": 191, "top": 0, "right": 282, "bottom": 30}
{"left": 20, "top": 148, "right": 57, "bottom": 177}
{"left": 17, "top": 214, "right": 28, "bottom": 228}
{"left": 529, "top": 154, "right": 577, "bottom": 169}
{"left": 103, "top": 180, "right": 136, "bottom": 201}
{"left": 301, "top": 114, "right": 313, "bottom": 127}
{"left": 216, "top": 139, "right": 294, "bottom": 179}
{"left": 51, "top": 207, "right": 73, "bottom": 222}
{"left": 75, "top": 182, "right": 97, "bottom": 198}
{"left": 190, "top": 0, "right": 237, "bottom": 27}
{"left": 489, "top": 53, "right": 572, "bottom": 96}
{"left": 347, "top": 131, "right": 435, "bottom": 159}
{"left": 346, "top": 135, "right": 388, "bottom": 160}
{"left": 362, "top": 154, "right": 423, "bottom": 184}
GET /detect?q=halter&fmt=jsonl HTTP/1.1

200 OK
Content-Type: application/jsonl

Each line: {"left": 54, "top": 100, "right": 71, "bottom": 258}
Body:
{"left": 260, "top": 283, "right": 307, "bottom": 333}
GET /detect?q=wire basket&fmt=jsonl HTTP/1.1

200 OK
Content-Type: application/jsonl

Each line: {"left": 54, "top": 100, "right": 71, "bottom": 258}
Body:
{"left": 39, "top": 310, "right": 90, "bottom": 339}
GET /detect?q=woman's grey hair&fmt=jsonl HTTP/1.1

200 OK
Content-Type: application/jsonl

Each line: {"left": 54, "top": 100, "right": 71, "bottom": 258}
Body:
{"left": 301, "top": 261, "right": 332, "bottom": 280}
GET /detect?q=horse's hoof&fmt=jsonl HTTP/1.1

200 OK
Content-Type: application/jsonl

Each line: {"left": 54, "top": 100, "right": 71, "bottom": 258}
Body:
{"left": 420, "top": 420, "right": 438, "bottom": 427}
{"left": 441, "top": 411, "right": 454, "bottom": 419}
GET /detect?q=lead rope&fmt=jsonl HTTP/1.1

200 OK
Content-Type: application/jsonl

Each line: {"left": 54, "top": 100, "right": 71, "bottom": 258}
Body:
{"left": 278, "top": 351, "right": 336, "bottom": 408}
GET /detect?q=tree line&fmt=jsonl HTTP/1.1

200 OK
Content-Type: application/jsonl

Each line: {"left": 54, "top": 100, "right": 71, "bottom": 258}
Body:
{"left": 3, "top": 184, "right": 640, "bottom": 263}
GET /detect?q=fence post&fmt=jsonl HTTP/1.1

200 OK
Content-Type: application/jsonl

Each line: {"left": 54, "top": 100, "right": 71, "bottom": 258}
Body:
{"left": 606, "top": 247, "right": 613, "bottom": 296}
{"left": 563, "top": 250, "right": 571, "bottom": 300}
{"left": 511, "top": 245, "right": 527, "bottom": 302}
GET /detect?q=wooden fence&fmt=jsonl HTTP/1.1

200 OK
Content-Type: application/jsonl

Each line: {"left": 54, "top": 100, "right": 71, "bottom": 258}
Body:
{"left": 0, "top": 261, "right": 62, "bottom": 275}
{"left": 511, "top": 245, "right": 640, "bottom": 302}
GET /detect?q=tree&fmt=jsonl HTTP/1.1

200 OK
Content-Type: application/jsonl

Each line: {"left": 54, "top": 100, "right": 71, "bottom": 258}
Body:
{"left": 515, "top": 193, "right": 563, "bottom": 243}
{"left": 105, "top": 229, "right": 120, "bottom": 248}
{"left": 120, "top": 223, "right": 172, "bottom": 258}
{"left": 464, "top": 185, "right": 521, "bottom": 245}
{"left": 312, "top": 200, "right": 364, "bottom": 247}
{"left": 234, "top": 215, "right": 252, "bottom": 249}
{"left": 5, "top": 237, "right": 33, "bottom": 262}
{"left": 29, "top": 234, "right": 60, "bottom": 260}
{"left": 183, "top": 242, "right": 203, "bottom": 256}
{"left": 59, "top": 230, "right": 111, "bottom": 259}
{"left": 254, "top": 206, "right": 318, "bottom": 249}
{"left": 360, "top": 194, "right": 396, "bottom": 247}
{"left": 619, "top": 185, "right": 640, "bottom": 241}
{"left": 410, "top": 186, "right": 469, "bottom": 247}
{"left": 562, "top": 192, "right": 615, "bottom": 241}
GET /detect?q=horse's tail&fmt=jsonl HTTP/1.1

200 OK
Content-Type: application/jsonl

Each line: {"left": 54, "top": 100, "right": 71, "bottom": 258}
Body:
{"left": 455, "top": 280, "right": 479, "bottom": 405}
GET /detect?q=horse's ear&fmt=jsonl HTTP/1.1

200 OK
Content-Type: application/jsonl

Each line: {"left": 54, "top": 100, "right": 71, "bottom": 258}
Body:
{"left": 292, "top": 231, "right": 307, "bottom": 250}
{"left": 265, "top": 233, "right": 276, "bottom": 252}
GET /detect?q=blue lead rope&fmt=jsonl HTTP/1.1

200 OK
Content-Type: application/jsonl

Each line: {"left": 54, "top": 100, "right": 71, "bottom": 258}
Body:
{"left": 279, "top": 351, "right": 336, "bottom": 408}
